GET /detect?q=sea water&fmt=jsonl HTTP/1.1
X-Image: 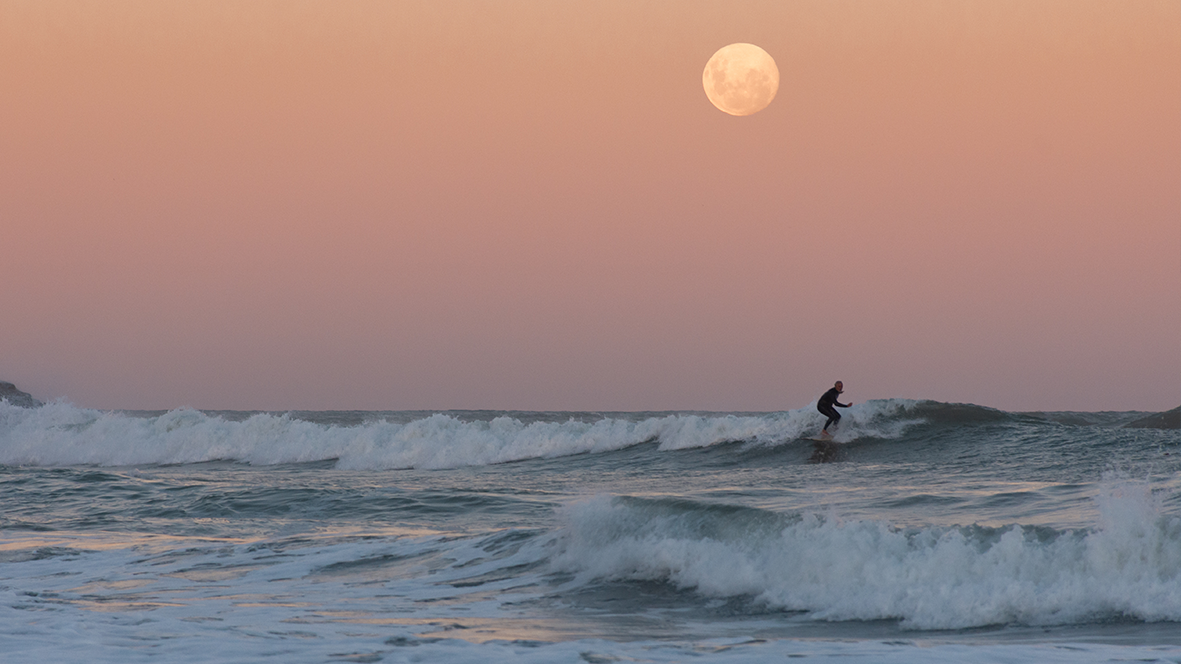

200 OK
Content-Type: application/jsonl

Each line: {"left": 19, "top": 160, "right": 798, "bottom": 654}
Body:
{"left": 1, "top": 399, "right": 1178, "bottom": 663}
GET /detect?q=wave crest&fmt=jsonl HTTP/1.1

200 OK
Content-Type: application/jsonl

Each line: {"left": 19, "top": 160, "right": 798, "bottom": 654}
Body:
{"left": 550, "top": 481, "right": 1181, "bottom": 629}
{"left": 0, "top": 399, "right": 982, "bottom": 469}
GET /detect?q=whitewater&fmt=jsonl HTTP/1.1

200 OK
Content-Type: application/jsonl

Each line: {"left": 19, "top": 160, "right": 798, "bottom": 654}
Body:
{"left": 1, "top": 399, "right": 1178, "bottom": 663}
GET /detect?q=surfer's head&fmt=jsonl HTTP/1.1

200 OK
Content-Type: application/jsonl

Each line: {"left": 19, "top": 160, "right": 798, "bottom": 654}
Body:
{"left": 835, "top": 381, "right": 843, "bottom": 392}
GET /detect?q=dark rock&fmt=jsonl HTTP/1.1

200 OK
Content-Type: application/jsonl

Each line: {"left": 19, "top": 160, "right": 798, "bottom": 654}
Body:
{"left": 0, "top": 382, "right": 44, "bottom": 408}
{"left": 1123, "top": 407, "right": 1181, "bottom": 429}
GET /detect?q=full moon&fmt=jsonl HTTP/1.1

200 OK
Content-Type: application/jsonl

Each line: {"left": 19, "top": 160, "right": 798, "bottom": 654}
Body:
{"left": 702, "top": 43, "right": 779, "bottom": 116}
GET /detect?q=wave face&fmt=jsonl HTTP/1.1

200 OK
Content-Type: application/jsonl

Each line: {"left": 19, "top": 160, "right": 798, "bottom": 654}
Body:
{"left": 549, "top": 483, "right": 1181, "bottom": 630}
{"left": 0, "top": 399, "right": 947, "bottom": 469}
{"left": 0, "top": 398, "right": 1076, "bottom": 471}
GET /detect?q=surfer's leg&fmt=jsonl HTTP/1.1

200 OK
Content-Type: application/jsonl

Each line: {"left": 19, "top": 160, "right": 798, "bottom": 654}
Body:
{"left": 820, "top": 405, "right": 839, "bottom": 432}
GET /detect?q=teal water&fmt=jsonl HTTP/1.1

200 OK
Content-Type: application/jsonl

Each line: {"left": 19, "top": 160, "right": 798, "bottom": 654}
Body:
{"left": 1, "top": 400, "right": 1178, "bottom": 662}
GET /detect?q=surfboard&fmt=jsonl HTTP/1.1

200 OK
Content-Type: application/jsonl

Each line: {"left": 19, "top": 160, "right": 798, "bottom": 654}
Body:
{"left": 808, "top": 438, "right": 841, "bottom": 463}
{"left": 806, "top": 434, "right": 833, "bottom": 442}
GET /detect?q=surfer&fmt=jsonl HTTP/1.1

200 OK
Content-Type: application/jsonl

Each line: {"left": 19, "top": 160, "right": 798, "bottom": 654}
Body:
{"left": 817, "top": 381, "right": 852, "bottom": 436}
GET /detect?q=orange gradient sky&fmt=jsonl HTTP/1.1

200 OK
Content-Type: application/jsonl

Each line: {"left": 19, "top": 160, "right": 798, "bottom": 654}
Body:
{"left": 2, "top": 1, "right": 1178, "bottom": 411}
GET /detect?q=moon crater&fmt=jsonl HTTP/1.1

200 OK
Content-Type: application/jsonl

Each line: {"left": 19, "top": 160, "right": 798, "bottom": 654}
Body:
{"left": 703, "top": 43, "right": 779, "bottom": 116}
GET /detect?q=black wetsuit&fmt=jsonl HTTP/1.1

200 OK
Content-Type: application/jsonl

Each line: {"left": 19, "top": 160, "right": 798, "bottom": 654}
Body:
{"left": 817, "top": 387, "right": 850, "bottom": 431}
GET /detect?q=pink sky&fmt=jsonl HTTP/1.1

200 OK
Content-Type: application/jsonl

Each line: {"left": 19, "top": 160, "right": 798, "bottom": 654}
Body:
{"left": 2, "top": 1, "right": 1178, "bottom": 412}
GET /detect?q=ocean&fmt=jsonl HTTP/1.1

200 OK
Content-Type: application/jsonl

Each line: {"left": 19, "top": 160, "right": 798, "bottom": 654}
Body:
{"left": 1, "top": 399, "right": 1178, "bottom": 663}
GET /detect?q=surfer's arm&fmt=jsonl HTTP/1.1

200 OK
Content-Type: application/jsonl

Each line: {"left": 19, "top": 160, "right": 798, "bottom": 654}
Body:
{"left": 836, "top": 401, "right": 851, "bottom": 408}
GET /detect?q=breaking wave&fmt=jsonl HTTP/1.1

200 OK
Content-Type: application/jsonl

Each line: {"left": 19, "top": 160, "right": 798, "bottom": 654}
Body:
{"left": 1, "top": 398, "right": 1127, "bottom": 470}
{"left": 549, "top": 478, "right": 1181, "bottom": 629}
{"left": 0, "top": 399, "right": 951, "bottom": 469}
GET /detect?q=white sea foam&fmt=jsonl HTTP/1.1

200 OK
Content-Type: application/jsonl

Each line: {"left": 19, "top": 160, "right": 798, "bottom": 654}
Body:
{"left": 2, "top": 400, "right": 1175, "bottom": 663}
{"left": 0, "top": 400, "right": 920, "bottom": 469}
{"left": 550, "top": 478, "right": 1181, "bottom": 629}
{"left": 3, "top": 517, "right": 1176, "bottom": 664}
